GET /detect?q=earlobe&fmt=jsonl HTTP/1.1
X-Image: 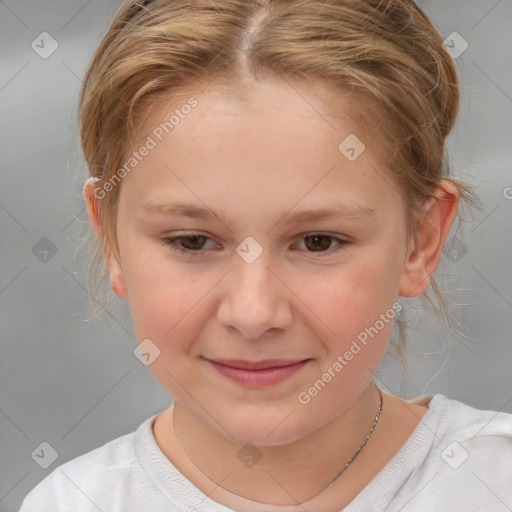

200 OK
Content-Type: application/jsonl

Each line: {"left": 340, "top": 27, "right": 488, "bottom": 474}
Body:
{"left": 83, "top": 177, "right": 129, "bottom": 299}
{"left": 106, "top": 249, "right": 129, "bottom": 299}
{"left": 399, "top": 180, "right": 459, "bottom": 297}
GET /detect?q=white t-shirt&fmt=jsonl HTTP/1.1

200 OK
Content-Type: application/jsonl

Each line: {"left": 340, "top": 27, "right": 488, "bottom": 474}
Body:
{"left": 19, "top": 394, "right": 512, "bottom": 511}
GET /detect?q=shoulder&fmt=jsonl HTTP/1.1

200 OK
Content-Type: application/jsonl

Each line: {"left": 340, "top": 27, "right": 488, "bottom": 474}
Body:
{"left": 424, "top": 393, "right": 512, "bottom": 454}
{"left": 401, "top": 394, "right": 512, "bottom": 508}
{"left": 439, "top": 393, "right": 512, "bottom": 462}
{"left": 19, "top": 417, "right": 154, "bottom": 512}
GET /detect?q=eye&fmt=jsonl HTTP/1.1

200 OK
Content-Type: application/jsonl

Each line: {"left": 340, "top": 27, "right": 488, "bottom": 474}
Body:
{"left": 161, "top": 232, "right": 348, "bottom": 257}
{"left": 295, "top": 233, "right": 348, "bottom": 255}
{"left": 161, "top": 233, "right": 218, "bottom": 256}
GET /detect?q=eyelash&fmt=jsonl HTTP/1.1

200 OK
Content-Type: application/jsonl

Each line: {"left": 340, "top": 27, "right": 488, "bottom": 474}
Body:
{"left": 160, "top": 232, "right": 349, "bottom": 257}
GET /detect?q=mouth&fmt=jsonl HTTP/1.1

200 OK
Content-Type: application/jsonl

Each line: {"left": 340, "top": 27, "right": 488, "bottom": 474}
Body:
{"left": 203, "top": 358, "right": 311, "bottom": 387}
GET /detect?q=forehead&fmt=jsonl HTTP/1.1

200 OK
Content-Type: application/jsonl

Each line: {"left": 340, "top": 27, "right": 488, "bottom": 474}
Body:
{"left": 135, "top": 77, "right": 366, "bottom": 144}
{"left": 120, "top": 78, "right": 403, "bottom": 220}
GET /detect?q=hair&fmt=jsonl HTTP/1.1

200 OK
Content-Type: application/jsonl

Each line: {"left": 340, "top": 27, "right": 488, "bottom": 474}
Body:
{"left": 78, "top": 0, "right": 480, "bottom": 363}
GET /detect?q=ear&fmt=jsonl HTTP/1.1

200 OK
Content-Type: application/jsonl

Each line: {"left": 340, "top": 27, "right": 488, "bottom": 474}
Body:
{"left": 83, "top": 177, "right": 128, "bottom": 299}
{"left": 399, "top": 179, "right": 459, "bottom": 297}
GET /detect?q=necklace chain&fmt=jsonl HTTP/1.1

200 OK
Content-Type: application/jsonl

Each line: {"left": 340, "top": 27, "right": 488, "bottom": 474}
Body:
{"left": 322, "top": 387, "right": 383, "bottom": 489}
{"left": 172, "top": 387, "right": 383, "bottom": 503}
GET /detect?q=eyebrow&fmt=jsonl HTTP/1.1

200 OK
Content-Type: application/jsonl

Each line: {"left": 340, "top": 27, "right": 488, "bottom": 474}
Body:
{"left": 140, "top": 200, "right": 375, "bottom": 226}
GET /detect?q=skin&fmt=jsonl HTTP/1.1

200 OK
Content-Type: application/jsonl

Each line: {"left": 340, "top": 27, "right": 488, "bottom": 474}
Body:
{"left": 85, "top": 77, "right": 459, "bottom": 511}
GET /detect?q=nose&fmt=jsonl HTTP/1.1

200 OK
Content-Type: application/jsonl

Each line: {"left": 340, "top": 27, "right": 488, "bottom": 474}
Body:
{"left": 216, "top": 248, "right": 293, "bottom": 340}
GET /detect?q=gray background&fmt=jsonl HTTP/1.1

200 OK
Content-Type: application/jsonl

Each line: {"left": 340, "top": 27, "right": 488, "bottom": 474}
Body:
{"left": 1, "top": 0, "right": 511, "bottom": 510}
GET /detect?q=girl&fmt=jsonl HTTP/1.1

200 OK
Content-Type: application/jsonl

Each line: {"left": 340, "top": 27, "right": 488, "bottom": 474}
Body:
{"left": 20, "top": 0, "right": 512, "bottom": 511}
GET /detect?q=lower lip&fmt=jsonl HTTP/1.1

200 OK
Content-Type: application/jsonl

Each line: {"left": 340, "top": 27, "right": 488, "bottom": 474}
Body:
{"left": 207, "top": 360, "right": 309, "bottom": 387}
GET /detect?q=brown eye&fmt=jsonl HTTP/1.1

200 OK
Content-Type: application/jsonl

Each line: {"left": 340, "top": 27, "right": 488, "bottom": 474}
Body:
{"left": 161, "top": 233, "right": 216, "bottom": 256}
{"left": 175, "top": 235, "right": 208, "bottom": 251}
{"left": 296, "top": 233, "right": 348, "bottom": 255}
{"left": 304, "top": 234, "right": 335, "bottom": 252}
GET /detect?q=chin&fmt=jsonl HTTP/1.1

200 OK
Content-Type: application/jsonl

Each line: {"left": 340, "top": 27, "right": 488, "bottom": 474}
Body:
{"left": 215, "top": 406, "right": 317, "bottom": 447}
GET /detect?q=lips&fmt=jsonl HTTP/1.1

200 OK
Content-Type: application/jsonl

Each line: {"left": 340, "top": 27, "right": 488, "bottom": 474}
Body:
{"left": 207, "top": 358, "right": 307, "bottom": 370}
{"left": 204, "top": 357, "right": 311, "bottom": 387}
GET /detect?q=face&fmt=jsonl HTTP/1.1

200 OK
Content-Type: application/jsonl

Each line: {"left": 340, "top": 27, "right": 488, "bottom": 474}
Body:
{"left": 105, "top": 78, "right": 413, "bottom": 446}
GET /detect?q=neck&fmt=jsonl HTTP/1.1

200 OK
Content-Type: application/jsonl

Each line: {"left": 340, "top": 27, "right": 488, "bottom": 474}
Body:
{"left": 168, "top": 382, "right": 383, "bottom": 506}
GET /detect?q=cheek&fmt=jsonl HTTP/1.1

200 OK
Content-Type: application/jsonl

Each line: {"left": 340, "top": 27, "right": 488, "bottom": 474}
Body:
{"left": 308, "top": 254, "right": 400, "bottom": 337}
{"left": 119, "top": 238, "right": 203, "bottom": 341}
{"left": 293, "top": 262, "right": 398, "bottom": 425}
{"left": 124, "top": 258, "right": 214, "bottom": 389}
{"left": 128, "top": 268, "right": 205, "bottom": 341}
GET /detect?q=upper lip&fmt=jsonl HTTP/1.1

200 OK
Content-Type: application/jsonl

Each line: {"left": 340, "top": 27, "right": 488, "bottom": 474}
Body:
{"left": 206, "top": 358, "right": 309, "bottom": 370}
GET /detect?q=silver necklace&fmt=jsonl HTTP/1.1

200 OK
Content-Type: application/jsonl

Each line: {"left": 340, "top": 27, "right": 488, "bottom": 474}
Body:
{"left": 322, "top": 387, "right": 383, "bottom": 489}
{"left": 172, "top": 387, "right": 383, "bottom": 502}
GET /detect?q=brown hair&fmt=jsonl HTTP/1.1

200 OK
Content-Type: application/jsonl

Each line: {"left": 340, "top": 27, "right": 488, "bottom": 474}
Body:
{"left": 79, "top": 0, "right": 479, "bottom": 361}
